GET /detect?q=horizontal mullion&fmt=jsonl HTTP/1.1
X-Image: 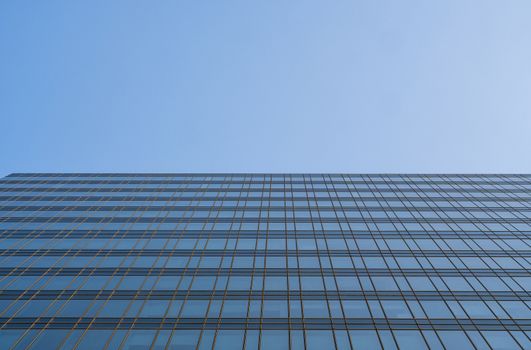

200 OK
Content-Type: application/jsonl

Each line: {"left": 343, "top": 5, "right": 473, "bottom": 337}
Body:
{"left": 1, "top": 317, "right": 529, "bottom": 331}
{"left": 1, "top": 290, "right": 528, "bottom": 301}
{"left": 2, "top": 249, "right": 530, "bottom": 258}
{"left": 1, "top": 267, "right": 529, "bottom": 277}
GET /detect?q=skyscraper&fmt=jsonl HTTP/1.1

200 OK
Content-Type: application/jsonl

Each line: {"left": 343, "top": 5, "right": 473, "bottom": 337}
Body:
{"left": 0, "top": 173, "right": 529, "bottom": 349}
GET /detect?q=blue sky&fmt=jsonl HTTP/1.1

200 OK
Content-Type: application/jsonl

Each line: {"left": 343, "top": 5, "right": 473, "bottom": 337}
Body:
{"left": 1, "top": 1, "right": 531, "bottom": 176}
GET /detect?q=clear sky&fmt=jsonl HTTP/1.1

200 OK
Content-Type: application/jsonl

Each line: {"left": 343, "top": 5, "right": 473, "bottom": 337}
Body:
{"left": 1, "top": 1, "right": 531, "bottom": 176}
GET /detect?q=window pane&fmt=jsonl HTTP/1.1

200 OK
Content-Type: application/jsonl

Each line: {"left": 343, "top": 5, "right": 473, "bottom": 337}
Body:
{"left": 393, "top": 331, "right": 428, "bottom": 350}
{"left": 121, "top": 331, "right": 156, "bottom": 350}
{"left": 261, "top": 330, "right": 289, "bottom": 350}
{"left": 214, "top": 330, "right": 244, "bottom": 350}
{"left": 349, "top": 330, "right": 382, "bottom": 350}
{"left": 168, "top": 330, "right": 200, "bottom": 350}
{"left": 305, "top": 330, "right": 335, "bottom": 350}
{"left": 482, "top": 331, "right": 521, "bottom": 350}
{"left": 437, "top": 331, "right": 474, "bottom": 350}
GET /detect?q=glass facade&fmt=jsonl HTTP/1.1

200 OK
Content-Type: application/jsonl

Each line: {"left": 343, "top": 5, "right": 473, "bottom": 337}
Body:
{"left": 0, "top": 173, "right": 530, "bottom": 349}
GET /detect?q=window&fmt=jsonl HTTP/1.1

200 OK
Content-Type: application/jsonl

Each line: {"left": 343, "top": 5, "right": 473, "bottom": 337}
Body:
{"left": 214, "top": 330, "right": 244, "bottom": 350}
{"left": 349, "top": 330, "right": 382, "bottom": 349}
{"left": 393, "top": 330, "right": 428, "bottom": 350}
{"left": 260, "top": 330, "right": 289, "bottom": 350}
{"left": 305, "top": 330, "right": 335, "bottom": 350}
{"left": 437, "top": 331, "right": 474, "bottom": 350}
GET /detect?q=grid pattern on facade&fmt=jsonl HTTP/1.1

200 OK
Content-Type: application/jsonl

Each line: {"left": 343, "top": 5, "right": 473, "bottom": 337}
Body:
{"left": 0, "top": 173, "right": 530, "bottom": 349}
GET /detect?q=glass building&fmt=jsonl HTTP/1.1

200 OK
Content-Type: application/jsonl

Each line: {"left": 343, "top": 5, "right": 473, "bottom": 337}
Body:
{"left": 0, "top": 173, "right": 530, "bottom": 350}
